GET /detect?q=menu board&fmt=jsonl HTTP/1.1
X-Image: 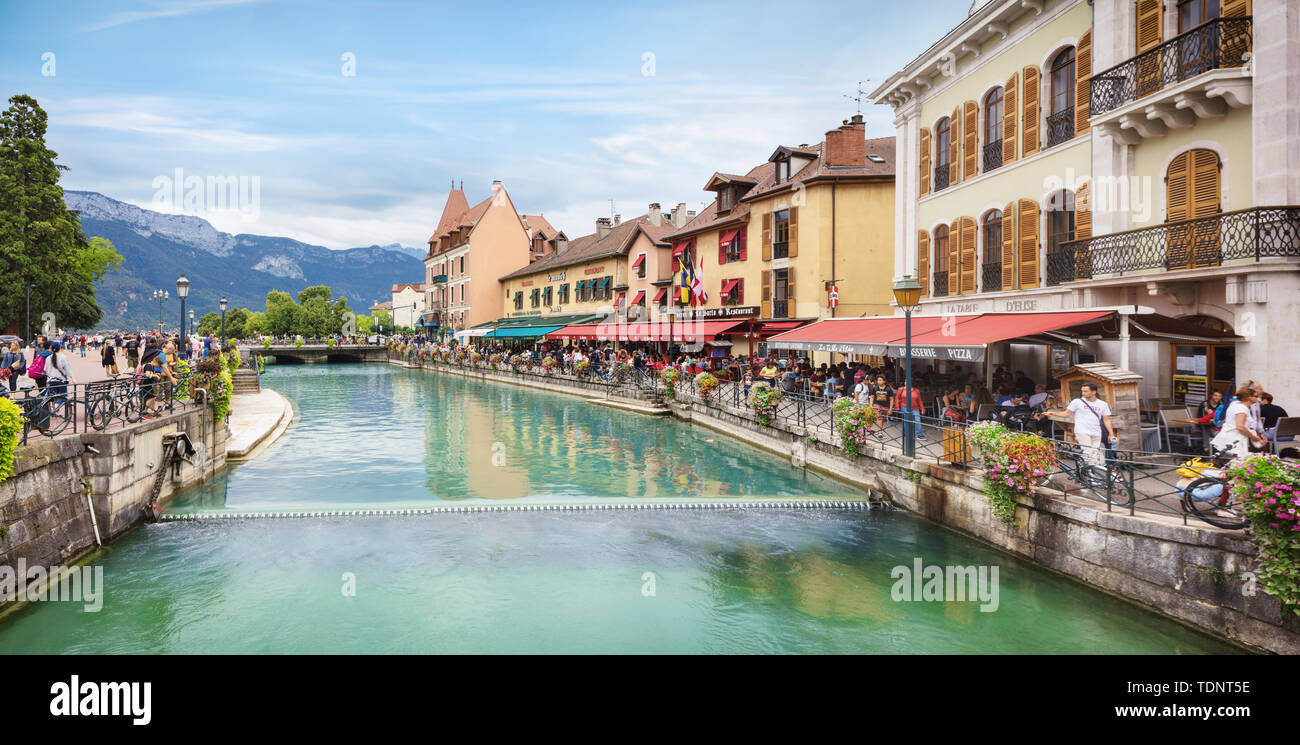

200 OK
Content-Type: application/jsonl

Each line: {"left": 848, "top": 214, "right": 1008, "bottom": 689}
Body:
{"left": 1173, "top": 375, "right": 1208, "bottom": 406}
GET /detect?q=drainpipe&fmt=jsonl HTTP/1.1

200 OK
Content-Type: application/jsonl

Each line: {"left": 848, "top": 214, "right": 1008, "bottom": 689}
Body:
{"left": 1118, "top": 309, "right": 1131, "bottom": 371}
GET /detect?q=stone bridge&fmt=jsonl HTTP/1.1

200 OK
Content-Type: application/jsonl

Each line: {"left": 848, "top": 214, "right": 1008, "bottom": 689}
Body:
{"left": 239, "top": 344, "right": 389, "bottom": 365}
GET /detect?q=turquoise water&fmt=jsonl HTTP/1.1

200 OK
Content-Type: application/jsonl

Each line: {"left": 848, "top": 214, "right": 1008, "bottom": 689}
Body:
{"left": 0, "top": 365, "right": 1239, "bottom": 653}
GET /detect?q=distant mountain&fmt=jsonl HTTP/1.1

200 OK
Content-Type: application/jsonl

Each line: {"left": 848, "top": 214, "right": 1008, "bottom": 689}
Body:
{"left": 65, "top": 191, "right": 425, "bottom": 330}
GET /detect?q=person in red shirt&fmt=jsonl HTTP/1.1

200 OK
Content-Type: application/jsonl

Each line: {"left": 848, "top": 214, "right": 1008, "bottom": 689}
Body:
{"left": 893, "top": 384, "right": 927, "bottom": 440}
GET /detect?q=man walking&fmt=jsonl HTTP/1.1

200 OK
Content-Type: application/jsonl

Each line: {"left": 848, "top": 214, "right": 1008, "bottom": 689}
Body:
{"left": 1048, "top": 383, "right": 1116, "bottom": 467}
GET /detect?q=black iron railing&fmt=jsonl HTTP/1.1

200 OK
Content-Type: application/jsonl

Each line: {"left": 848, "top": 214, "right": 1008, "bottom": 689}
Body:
{"left": 771, "top": 300, "right": 789, "bottom": 319}
{"left": 933, "top": 165, "right": 950, "bottom": 192}
{"left": 1046, "top": 109, "right": 1074, "bottom": 147}
{"left": 1048, "top": 206, "right": 1300, "bottom": 285}
{"left": 981, "top": 261, "right": 1002, "bottom": 292}
{"left": 9, "top": 374, "right": 199, "bottom": 444}
{"left": 983, "top": 139, "right": 1002, "bottom": 172}
{"left": 932, "top": 270, "right": 950, "bottom": 298}
{"left": 1090, "top": 16, "right": 1252, "bottom": 117}
{"left": 773, "top": 241, "right": 789, "bottom": 259}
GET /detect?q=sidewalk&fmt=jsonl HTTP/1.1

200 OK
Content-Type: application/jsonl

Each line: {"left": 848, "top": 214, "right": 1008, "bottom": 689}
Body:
{"left": 226, "top": 389, "right": 292, "bottom": 460}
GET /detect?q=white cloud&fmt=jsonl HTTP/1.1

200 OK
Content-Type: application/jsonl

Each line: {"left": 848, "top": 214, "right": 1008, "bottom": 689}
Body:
{"left": 78, "top": 0, "right": 267, "bottom": 33}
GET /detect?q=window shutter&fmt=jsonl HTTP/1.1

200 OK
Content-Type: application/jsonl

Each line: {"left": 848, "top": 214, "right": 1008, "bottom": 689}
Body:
{"left": 786, "top": 267, "right": 795, "bottom": 305}
{"left": 919, "top": 126, "right": 932, "bottom": 196}
{"left": 719, "top": 233, "right": 726, "bottom": 265}
{"left": 1001, "top": 202, "right": 1016, "bottom": 291}
{"left": 948, "top": 220, "right": 960, "bottom": 288}
{"left": 761, "top": 270, "right": 771, "bottom": 318}
{"left": 917, "top": 231, "right": 930, "bottom": 298}
{"left": 1076, "top": 29, "right": 1092, "bottom": 137}
{"left": 1022, "top": 66, "right": 1040, "bottom": 157}
{"left": 1136, "top": 0, "right": 1163, "bottom": 53}
{"left": 1003, "top": 72, "right": 1018, "bottom": 164}
{"left": 1074, "top": 182, "right": 1092, "bottom": 280}
{"left": 949, "top": 106, "right": 961, "bottom": 185}
{"left": 788, "top": 207, "right": 799, "bottom": 257}
{"left": 762, "top": 213, "right": 772, "bottom": 260}
{"left": 1222, "top": 0, "right": 1251, "bottom": 15}
{"left": 963, "top": 100, "right": 978, "bottom": 179}
{"left": 1221, "top": 0, "right": 1251, "bottom": 64}
{"left": 736, "top": 278, "right": 744, "bottom": 304}
{"left": 1190, "top": 149, "right": 1223, "bottom": 269}
{"left": 1017, "top": 198, "right": 1040, "bottom": 289}
{"left": 738, "top": 224, "right": 748, "bottom": 261}
{"left": 959, "top": 216, "right": 977, "bottom": 295}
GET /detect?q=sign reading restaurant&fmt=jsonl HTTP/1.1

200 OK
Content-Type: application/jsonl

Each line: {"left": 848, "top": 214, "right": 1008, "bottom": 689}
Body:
{"left": 676, "top": 305, "right": 759, "bottom": 319}
{"left": 547, "top": 271, "right": 566, "bottom": 282}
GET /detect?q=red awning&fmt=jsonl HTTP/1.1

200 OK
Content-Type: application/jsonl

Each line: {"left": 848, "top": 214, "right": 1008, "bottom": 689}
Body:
{"left": 717, "top": 228, "right": 739, "bottom": 246}
{"left": 652, "top": 287, "right": 667, "bottom": 303}
{"left": 632, "top": 290, "right": 646, "bottom": 306}
{"left": 546, "top": 320, "right": 745, "bottom": 343}
{"left": 719, "top": 278, "right": 740, "bottom": 300}
{"left": 758, "top": 320, "right": 804, "bottom": 335}
{"left": 631, "top": 253, "right": 646, "bottom": 270}
{"left": 671, "top": 241, "right": 687, "bottom": 258}
{"left": 615, "top": 292, "right": 625, "bottom": 307}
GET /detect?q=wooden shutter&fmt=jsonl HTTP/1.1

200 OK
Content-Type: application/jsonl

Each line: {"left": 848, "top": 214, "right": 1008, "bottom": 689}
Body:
{"left": 1135, "top": 0, "right": 1163, "bottom": 97}
{"left": 1076, "top": 29, "right": 1092, "bottom": 137}
{"left": 761, "top": 213, "right": 772, "bottom": 260}
{"left": 738, "top": 224, "right": 748, "bottom": 261}
{"left": 963, "top": 100, "right": 978, "bottom": 179}
{"left": 1166, "top": 151, "right": 1192, "bottom": 269}
{"left": 949, "top": 106, "right": 961, "bottom": 185}
{"left": 1001, "top": 202, "right": 1016, "bottom": 291}
{"left": 948, "top": 220, "right": 960, "bottom": 290}
{"left": 736, "top": 278, "right": 744, "bottom": 304}
{"left": 917, "top": 231, "right": 930, "bottom": 298}
{"left": 1003, "top": 72, "right": 1018, "bottom": 164}
{"left": 1017, "top": 198, "right": 1040, "bottom": 289}
{"left": 1190, "top": 149, "right": 1222, "bottom": 268}
{"left": 1074, "top": 182, "right": 1092, "bottom": 280}
{"left": 718, "top": 232, "right": 727, "bottom": 265}
{"left": 1022, "top": 66, "right": 1040, "bottom": 157}
{"left": 761, "top": 270, "right": 771, "bottom": 318}
{"left": 788, "top": 207, "right": 799, "bottom": 257}
{"left": 959, "top": 216, "right": 977, "bottom": 295}
{"left": 1221, "top": 0, "right": 1251, "bottom": 65}
{"left": 919, "top": 126, "right": 932, "bottom": 196}
{"left": 786, "top": 267, "right": 795, "bottom": 307}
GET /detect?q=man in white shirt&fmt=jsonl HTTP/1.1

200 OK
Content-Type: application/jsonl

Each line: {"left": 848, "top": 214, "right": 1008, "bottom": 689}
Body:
{"left": 1048, "top": 383, "right": 1116, "bottom": 467}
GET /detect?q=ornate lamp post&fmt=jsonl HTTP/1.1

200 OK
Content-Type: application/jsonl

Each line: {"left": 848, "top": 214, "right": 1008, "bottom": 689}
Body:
{"left": 152, "top": 289, "right": 169, "bottom": 333}
{"left": 188, "top": 309, "right": 195, "bottom": 339}
{"left": 219, "top": 296, "right": 228, "bottom": 350}
{"left": 175, "top": 275, "right": 190, "bottom": 359}
{"left": 893, "top": 277, "right": 923, "bottom": 457}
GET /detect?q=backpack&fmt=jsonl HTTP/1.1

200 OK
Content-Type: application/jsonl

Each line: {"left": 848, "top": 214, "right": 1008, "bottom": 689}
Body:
{"left": 28, "top": 352, "right": 47, "bottom": 378}
{"left": 1212, "top": 402, "right": 1228, "bottom": 429}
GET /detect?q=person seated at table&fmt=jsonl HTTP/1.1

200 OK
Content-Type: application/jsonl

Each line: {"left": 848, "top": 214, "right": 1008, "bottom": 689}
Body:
{"left": 809, "top": 366, "right": 827, "bottom": 397}
{"left": 940, "top": 387, "right": 967, "bottom": 423}
{"left": 994, "top": 387, "right": 1015, "bottom": 406}
{"left": 1259, "top": 392, "right": 1290, "bottom": 447}
{"left": 1028, "top": 384, "right": 1049, "bottom": 408}
{"left": 1030, "top": 393, "right": 1059, "bottom": 436}
{"left": 779, "top": 369, "right": 799, "bottom": 394}
{"left": 1004, "top": 393, "right": 1035, "bottom": 429}
{"left": 824, "top": 369, "right": 842, "bottom": 401}
{"left": 1194, "top": 390, "right": 1226, "bottom": 454}
{"left": 1014, "top": 370, "right": 1035, "bottom": 395}
{"left": 758, "top": 359, "right": 779, "bottom": 384}
{"left": 968, "top": 387, "right": 994, "bottom": 420}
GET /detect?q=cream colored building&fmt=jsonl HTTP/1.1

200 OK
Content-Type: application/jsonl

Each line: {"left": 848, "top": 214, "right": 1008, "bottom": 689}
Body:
{"left": 390, "top": 283, "right": 426, "bottom": 330}
{"left": 873, "top": 0, "right": 1299, "bottom": 401}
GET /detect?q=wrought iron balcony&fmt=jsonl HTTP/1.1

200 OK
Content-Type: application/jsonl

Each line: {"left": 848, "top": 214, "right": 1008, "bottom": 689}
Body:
{"left": 1047, "top": 207, "right": 1300, "bottom": 286}
{"left": 933, "top": 165, "right": 950, "bottom": 192}
{"left": 771, "top": 300, "right": 789, "bottom": 319}
{"left": 1046, "top": 109, "right": 1074, "bottom": 148}
{"left": 983, "top": 140, "right": 1002, "bottom": 173}
{"left": 1090, "top": 16, "right": 1252, "bottom": 118}
{"left": 773, "top": 241, "right": 790, "bottom": 260}
{"left": 981, "top": 261, "right": 1002, "bottom": 293}
{"left": 931, "top": 270, "right": 950, "bottom": 298}
{"left": 432, "top": 274, "right": 447, "bottom": 284}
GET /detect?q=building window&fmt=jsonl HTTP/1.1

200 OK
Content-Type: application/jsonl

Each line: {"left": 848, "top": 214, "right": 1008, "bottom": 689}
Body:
{"left": 1047, "top": 190, "right": 1076, "bottom": 259}
{"left": 722, "top": 279, "right": 744, "bottom": 306}
{"left": 933, "top": 224, "right": 950, "bottom": 297}
{"left": 934, "top": 117, "right": 951, "bottom": 190}
{"left": 719, "top": 188, "right": 733, "bottom": 212}
{"left": 603, "top": 276, "right": 613, "bottom": 301}
{"left": 773, "top": 210, "right": 790, "bottom": 259}
{"left": 984, "top": 87, "right": 1004, "bottom": 172}
{"left": 1047, "top": 47, "right": 1076, "bottom": 147}
{"left": 1178, "top": 0, "right": 1220, "bottom": 32}
{"left": 635, "top": 254, "right": 646, "bottom": 279}
{"left": 513, "top": 292, "right": 523, "bottom": 310}
{"left": 459, "top": 256, "right": 466, "bottom": 274}
{"left": 772, "top": 270, "right": 789, "bottom": 318}
{"left": 776, "top": 158, "right": 790, "bottom": 183}
{"left": 982, "top": 211, "right": 1003, "bottom": 291}
{"left": 724, "top": 235, "right": 740, "bottom": 262}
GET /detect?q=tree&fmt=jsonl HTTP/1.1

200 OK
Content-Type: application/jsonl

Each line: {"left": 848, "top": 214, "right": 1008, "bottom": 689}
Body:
{"left": 355, "top": 314, "right": 373, "bottom": 334}
{"left": 197, "top": 311, "right": 222, "bottom": 336}
{"left": 244, "top": 311, "right": 267, "bottom": 336}
{"left": 223, "top": 307, "right": 250, "bottom": 339}
{"left": 265, "top": 290, "right": 301, "bottom": 336}
{"left": 0, "top": 94, "right": 122, "bottom": 333}
{"left": 301, "top": 295, "right": 332, "bottom": 337}
{"left": 297, "top": 285, "right": 331, "bottom": 306}
{"left": 372, "top": 309, "right": 392, "bottom": 333}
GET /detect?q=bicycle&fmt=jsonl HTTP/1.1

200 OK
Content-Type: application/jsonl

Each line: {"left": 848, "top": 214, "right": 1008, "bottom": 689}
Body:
{"left": 20, "top": 383, "right": 74, "bottom": 437}
{"left": 1175, "top": 456, "right": 1247, "bottom": 530}
{"left": 84, "top": 378, "right": 143, "bottom": 431}
{"left": 1049, "top": 440, "right": 1130, "bottom": 505}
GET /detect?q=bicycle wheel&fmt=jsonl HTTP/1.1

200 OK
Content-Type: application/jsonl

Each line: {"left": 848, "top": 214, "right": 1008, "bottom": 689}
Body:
{"left": 123, "top": 388, "right": 144, "bottom": 423}
{"left": 40, "top": 396, "right": 72, "bottom": 436}
{"left": 1181, "top": 477, "right": 1247, "bottom": 530}
{"left": 85, "top": 394, "right": 110, "bottom": 431}
{"left": 1080, "top": 465, "right": 1127, "bottom": 505}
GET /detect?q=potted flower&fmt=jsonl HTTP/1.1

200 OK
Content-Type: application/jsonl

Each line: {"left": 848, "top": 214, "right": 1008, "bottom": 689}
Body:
{"left": 541, "top": 356, "right": 558, "bottom": 375}
{"left": 1224, "top": 454, "right": 1300, "bottom": 616}
{"left": 747, "top": 382, "right": 782, "bottom": 427}
{"left": 576, "top": 359, "right": 592, "bottom": 376}
{"left": 660, "top": 367, "right": 680, "bottom": 399}
{"left": 694, "top": 371, "right": 719, "bottom": 403}
{"left": 832, "top": 397, "right": 880, "bottom": 457}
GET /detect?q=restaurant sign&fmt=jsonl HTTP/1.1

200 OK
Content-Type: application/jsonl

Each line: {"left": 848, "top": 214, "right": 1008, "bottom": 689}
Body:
{"left": 547, "top": 271, "right": 567, "bottom": 282}
{"left": 885, "top": 344, "right": 985, "bottom": 362}
{"left": 678, "top": 305, "right": 759, "bottom": 319}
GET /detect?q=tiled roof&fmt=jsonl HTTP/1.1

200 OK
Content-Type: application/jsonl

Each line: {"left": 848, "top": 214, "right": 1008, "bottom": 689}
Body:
{"left": 427, "top": 194, "right": 493, "bottom": 257}
{"left": 498, "top": 214, "right": 674, "bottom": 281}
{"left": 427, "top": 188, "right": 469, "bottom": 245}
{"left": 370, "top": 300, "right": 393, "bottom": 310}
{"left": 521, "top": 214, "right": 562, "bottom": 241}
{"left": 667, "top": 135, "right": 896, "bottom": 241}
{"left": 392, "top": 283, "right": 426, "bottom": 293}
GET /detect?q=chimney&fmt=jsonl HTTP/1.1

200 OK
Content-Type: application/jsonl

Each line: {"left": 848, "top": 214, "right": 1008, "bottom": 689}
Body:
{"left": 613, "top": 214, "right": 621, "bottom": 226}
{"left": 596, "top": 217, "right": 612, "bottom": 240}
{"left": 824, "top": 114, "right": 867, "bottom": 168}
{"left": 648, "top": 202, "right": 662, "bottom": 226}
{"left": 555, "top": 237, "right": 569, "bottom": 255}
{"left": 670, "top": 202, "right": 688, "bottom": 228}
{"left": 687, "top": 210, "right": 696, "bottom": 219}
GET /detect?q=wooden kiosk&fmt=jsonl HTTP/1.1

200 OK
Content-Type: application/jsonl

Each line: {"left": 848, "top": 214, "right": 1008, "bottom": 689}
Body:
{"left": 1055, "top": 363, "right": 1143, "bottom": 451}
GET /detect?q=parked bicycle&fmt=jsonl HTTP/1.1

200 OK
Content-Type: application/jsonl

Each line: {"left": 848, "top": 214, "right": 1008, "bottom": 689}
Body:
{"left": 1174, "top": 456, "right": 1247, "bottom": 530}
{"left": 20, "top": 384, "right": 74, "bottom": 437}
{"left": 84, "top": 378, "right": 144, "bottom": 431}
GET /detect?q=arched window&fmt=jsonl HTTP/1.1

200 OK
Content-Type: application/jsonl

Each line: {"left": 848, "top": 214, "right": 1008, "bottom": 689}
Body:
{"left": 1167, "top": 148, "right": 1222, "bottom": 269}
{"left": 982, "top": 210, "right": 1003, "bottom": 290}
{"left": 934, "top": 117, "right": 951, "bottom": 190}
{"left": 984, "top": 87, "right": 1004, "bottom": 171}
{"left": 1047, "top": 190, "right": 1076, "bottom": 259}
{"left": 1047, "top": 47, "right": 1076, "bottom": 147}
{"left": 933, "top": 225, "right": 950, "bottom": 296}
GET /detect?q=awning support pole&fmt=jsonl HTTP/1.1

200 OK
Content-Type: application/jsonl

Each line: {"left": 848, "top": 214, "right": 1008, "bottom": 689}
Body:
{"left": 1119, "top": 313, "right": 1131, "bottom": 371}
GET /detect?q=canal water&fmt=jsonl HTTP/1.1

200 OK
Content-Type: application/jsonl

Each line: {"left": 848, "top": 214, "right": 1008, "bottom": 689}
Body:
{"left": 0, "top": 365, "right": 1238, "bottom": 653}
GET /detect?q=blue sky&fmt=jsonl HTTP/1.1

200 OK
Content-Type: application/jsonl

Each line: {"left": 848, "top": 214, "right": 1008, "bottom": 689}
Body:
{"left": 1, "top": 0, "right": 972, "bottom": 249}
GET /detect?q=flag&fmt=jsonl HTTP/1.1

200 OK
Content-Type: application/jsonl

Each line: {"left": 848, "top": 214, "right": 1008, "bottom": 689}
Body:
{"left": 679, "top": 248, "right": 692, "bottom": 305}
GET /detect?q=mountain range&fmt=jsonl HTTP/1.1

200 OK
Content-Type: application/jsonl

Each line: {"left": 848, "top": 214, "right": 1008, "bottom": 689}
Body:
{"left": 65, "top": 191, "right": 426, "bottom": 330}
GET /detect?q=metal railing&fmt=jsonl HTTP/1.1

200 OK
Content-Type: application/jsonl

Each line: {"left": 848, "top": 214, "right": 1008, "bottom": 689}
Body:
{"left": 933, "top": 164, "right": 950, "bottom": 192}
{"left": 932, "top": 269, "right": 950, "bottom": 298}
{"left": 8, "top": 374, "right": 199, "bottom": 445}
{"left": 981, "top": 261, "right": 1002, "bottom": 293}
{"left": 773, "top": 240, "right": 790, "bottom": 260}
{"left": 1048, "top": 206, "right": 1300, "bottom": 285}
{"left": 771, "top": 300, "right": 789, "bottom": 319}
{"left": 1046, "top": 109, "right": 1074, "bottom": 148}
{"left": 983, "top": 139, "right": 1002, "bottom": 172}
{"left": 1090, "top": 16, "right": 1252, "bottom": 117}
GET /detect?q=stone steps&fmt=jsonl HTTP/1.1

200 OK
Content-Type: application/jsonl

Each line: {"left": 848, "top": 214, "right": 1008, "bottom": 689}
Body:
{"left": 232, "top": 369, "right": 260, "bottom": 393}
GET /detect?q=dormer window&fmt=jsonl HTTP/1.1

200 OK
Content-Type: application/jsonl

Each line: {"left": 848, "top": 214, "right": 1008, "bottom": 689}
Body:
{"left": 719, "top": 188, "right": 734, "bottom": 212}
{"left": 776, "top": 158, "right": 791, "bottom": 183}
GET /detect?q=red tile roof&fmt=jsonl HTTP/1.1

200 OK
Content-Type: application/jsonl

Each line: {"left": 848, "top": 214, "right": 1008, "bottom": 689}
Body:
{"left": 498, "top": 213, "right": 675, "bottom": 281}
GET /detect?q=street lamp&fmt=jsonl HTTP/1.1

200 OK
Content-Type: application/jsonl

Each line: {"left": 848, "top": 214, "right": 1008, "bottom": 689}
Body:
{"left": 666, "top": 310, "right": 676, "bottom": 359}
{"left": 893, "top": 277, "right": 923, "bottom": 458}
{"left": 219, "top": 296, "right": 228, "bottom": 350}
{"left": 175, "top": 275, "right": 190, "bottom": 359}
{"left": 152, "top": 289, "right": 169, "bottom": 334}
{"left": 188, "top": 309, "right": 195, "bottom": 340}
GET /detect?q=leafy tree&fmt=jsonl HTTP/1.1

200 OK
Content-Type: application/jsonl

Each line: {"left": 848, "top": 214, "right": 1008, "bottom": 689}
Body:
{"left": 197, "top": 311, "right": 222, "bottom": 336}
{"left": 372, "top": 309, "right": 392, "bottom": 333}
{"left": 265, "top": 290, "right": 301, "bottom": 335}
{"left": 297, "top": 285, "right": 331, "bottom": 306}
{"left": 244, "top": 311, "right": 267, "bottom": 336}
{"left": 355, "top": 314, "right": 374, "bottom": 334}
{"left": 0, "top": 94, "right": 122, "bottom": 333}
{"left": 223, "top": 307, "right": 250, "bottom": 339}
{"left": 301, "top": 295, "right": 332, "bottom": 337}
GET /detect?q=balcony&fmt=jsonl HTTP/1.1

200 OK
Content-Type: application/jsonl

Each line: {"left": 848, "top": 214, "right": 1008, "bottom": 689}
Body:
{"left": 1046, "top": 109, "right": 1074, "bottom": 148}
{"left": 773, "top": 241, "right": 790, "bottom": 260}
{"left": 983, "top": 140, "right": 1002, "bottom": 173}
{"left": 1090, "top": 16, "right": 1252, "bottom": 144}
{"left": 933, "top": 165, "right": 950, "bottom": 192}
{"left": 1047, "top": 207, "right": 1300, "bottom": 286}
{"left": 771, "top": 300, "right": 789, "bottom": 319}
{"left": 932, "top": 270, "right": 950, "bottom": 298}
{"left": 431, "top": 274, "right": 447, "bottom": 284}
{"left": 981, "top": 261, "right": 1002, "bottom": 293}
